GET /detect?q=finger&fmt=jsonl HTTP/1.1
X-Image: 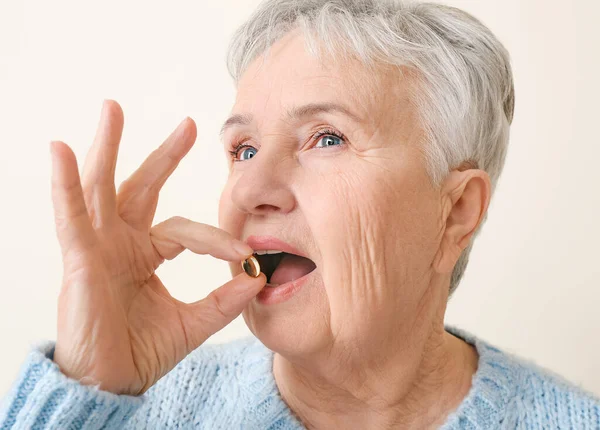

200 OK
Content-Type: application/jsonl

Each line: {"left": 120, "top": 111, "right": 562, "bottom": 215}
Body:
{"left": 149, "top": 216, "right": 254, "bottom": 262}
{"left": 116, "top": 117, "right": 197, "bottom": 230}
{"left": 178, "top": 272, "right": 266, "bottom": 351}
{"left": 50, "top": 141, "right": 96, "bottom": 256}
{"left": 81, "top": 100, "right": 124, "bottom": 223}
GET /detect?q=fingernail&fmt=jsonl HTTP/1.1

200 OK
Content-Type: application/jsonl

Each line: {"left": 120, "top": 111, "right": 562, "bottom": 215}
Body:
{"left": 49, "top": 141, "right": 60, "bottom": 156}
{"left": 176, "top": 117, "right": 189, "bottom": 136}
{"left": 233, "top": 241, "right": 253, "bottom": 258}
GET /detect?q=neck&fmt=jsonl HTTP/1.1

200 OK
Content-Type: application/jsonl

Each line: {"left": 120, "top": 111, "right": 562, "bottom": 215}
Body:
{"left": 272, "top": 280, "right": 479, "bottom": 429}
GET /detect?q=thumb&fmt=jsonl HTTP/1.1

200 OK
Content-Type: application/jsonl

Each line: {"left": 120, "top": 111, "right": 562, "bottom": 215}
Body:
{"left": 177, "top": 272, "right": 266, "bottom": 352}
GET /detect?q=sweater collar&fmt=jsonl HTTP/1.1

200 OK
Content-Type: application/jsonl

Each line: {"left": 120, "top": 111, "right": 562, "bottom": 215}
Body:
{"left": 439, "top": 325, "right": 515, "bottom": 429}
{"left": 241, "top": 325, "right": 514, "bottom": 429}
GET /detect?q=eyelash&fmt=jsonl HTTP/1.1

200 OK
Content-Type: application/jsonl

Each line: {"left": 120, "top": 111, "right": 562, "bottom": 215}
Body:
{"left": 228, "top": 142, "right": 253, "bottom": 162}
{"left": 228, "top": 128, "right": 347, "bottom": 162}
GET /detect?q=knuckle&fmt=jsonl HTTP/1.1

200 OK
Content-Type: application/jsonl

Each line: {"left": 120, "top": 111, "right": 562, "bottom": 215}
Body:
{"left": 170, "top": 215, "right": 184, "bottom": 223}
{"left": 52, "top": 178, "right": 82, "bottom": 196}
{"left": 205, "top": 291, "right": 230, "bottom": 320}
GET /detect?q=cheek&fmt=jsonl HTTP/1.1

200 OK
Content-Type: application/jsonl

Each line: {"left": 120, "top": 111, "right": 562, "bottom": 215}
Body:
{"left": 301, "top": 154, "right": 439, "bottom": 301}
{"left": 302, "top": 163, "right": 389, "bottom": 289}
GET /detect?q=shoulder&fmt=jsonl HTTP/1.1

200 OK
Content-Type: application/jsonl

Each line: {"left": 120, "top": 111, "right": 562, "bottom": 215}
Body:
{"left": 149, "top": 335, "right": 274, "bottom": 403}
{"left": 513, "top": 353, "right": 600, "bottom": 428}
{"left": 127, "top": 336, "right": 299, "bottom": 429}
{"left": 187, "top": 335, "right": 271, "bottom": 370}
{"left": 443, "top": 326, "right": 600, "bottom": 429}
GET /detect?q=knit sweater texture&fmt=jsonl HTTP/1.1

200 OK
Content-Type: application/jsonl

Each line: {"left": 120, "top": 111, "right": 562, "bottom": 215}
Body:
{"left": 1, "top": 325, "right": 599, "bottom": 429}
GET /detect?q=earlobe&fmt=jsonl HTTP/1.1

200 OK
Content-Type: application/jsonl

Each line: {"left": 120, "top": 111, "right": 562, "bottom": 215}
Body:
{"left": 433, "top": 169, "right": 491, "bottom": 274}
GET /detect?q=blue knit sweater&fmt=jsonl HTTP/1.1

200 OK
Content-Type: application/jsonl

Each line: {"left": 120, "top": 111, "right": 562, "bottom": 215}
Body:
{"left": 1, "top": 326, "right": 599, "bottom": 429}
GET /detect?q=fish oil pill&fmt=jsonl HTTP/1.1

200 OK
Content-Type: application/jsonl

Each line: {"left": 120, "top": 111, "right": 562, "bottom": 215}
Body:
{"left": 242, "top": 255, "right": 261, "bottom": 278}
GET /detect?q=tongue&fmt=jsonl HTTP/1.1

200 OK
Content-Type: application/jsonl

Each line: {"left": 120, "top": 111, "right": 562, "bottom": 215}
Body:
{"left": 269, "top": 254, "right": 316, "bottom": 285}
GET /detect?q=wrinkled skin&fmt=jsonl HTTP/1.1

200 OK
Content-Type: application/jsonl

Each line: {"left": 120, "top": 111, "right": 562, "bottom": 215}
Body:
{"left": 219, "top": 31, "right": 490, "bottom": 428}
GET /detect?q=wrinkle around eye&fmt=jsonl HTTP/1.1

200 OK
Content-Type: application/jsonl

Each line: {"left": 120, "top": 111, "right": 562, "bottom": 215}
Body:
{"left": 224, "top": 133, "right": 255, "bottom": 152}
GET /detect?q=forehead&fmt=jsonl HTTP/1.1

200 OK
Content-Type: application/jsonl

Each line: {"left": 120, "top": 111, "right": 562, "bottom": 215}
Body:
{"left": 233, "top": 31, "right": 406, "bottom": 121}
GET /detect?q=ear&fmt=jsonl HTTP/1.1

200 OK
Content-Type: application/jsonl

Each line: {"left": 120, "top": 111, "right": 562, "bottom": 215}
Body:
{"left": 433, "top": 168, "right": 491, "bottom": 274}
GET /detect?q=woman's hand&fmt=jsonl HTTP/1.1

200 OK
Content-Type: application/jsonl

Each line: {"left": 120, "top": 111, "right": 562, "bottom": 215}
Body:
{"left": 49, "top": 100, "right": 265, "bottom": 396}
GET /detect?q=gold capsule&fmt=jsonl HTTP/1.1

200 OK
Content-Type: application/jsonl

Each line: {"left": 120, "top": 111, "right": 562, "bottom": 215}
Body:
{"left": 242, "top": 255, "right": 261, "bottom": 278}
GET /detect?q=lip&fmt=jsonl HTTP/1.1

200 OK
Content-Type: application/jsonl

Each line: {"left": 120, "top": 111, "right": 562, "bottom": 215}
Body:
{"left": 255, "top": 271, "right": 313, "bottom": 305}
{"left": 245, "top": 235, "right": 308, "bottom": 258}
{"left": 244, "top": 235, "right": 315, "bottom": 305}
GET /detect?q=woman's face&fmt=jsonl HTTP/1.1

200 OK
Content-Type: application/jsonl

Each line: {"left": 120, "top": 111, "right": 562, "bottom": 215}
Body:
{"left": 218, "top": 31, "right": 445, "bottom": 359}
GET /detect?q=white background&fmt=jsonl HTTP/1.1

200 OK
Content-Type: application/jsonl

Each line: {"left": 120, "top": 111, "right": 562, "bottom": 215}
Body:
{"left": 1, "top": 0, "right": 599, "bottom": 397}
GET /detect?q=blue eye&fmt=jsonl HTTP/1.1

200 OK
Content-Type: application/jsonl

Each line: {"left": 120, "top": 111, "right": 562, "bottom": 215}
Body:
{"left": 239, "top": 147, "right": 257, "bottom": 160}
{"left": 315, "top": 134, "right": 343, "bottom": 148}
{"left": 230, "top": 145, "right": 258, "bottom": 162}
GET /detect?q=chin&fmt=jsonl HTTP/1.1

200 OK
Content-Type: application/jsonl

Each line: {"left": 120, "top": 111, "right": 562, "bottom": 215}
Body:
{"left": 242, "top": 272, "right": 331, "bottom": 358}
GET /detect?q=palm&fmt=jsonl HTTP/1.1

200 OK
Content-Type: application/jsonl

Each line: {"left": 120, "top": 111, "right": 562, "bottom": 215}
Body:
{"left": 50, "top": 100, "right": 265, "bottom": 395}
{"left": 56, "top": 220, "right": 172, "bottom": 395}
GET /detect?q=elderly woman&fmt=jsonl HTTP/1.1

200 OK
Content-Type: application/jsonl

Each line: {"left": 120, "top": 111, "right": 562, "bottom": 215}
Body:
{"left": 2, "top": 0, "right": 599, "bottom": 428}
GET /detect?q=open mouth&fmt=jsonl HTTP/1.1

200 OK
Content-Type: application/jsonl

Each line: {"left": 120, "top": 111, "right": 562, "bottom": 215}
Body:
{"left": 253, "top": 250, "right": 317, "bottom": 287}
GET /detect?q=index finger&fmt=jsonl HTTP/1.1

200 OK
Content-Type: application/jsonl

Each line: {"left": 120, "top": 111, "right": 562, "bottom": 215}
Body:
{"left": 149, "top": 216, "right": 253, "bottom": 262}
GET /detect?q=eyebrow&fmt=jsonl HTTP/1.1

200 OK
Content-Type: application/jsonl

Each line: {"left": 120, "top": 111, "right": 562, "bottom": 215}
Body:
{"left": 219, "top": 102, "right": 361, "bottom": 136}
{"left": 219, "top": 113, "right": 253, "bottom": 136}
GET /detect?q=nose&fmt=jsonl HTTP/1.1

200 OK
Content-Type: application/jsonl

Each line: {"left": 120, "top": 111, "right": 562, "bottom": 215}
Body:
{"left": 230, "top": 146, "right": 296, "bottom": 216}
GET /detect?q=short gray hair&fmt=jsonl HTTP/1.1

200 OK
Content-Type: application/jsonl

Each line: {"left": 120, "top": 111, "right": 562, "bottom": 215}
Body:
{"left": 226, "top": 0, "right": 515, "bottom": 296}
